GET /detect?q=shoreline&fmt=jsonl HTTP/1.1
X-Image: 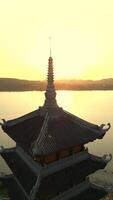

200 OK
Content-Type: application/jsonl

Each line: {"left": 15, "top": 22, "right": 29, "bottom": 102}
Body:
{"left": 0, "top": 89, "right": 113, "bottom": 92}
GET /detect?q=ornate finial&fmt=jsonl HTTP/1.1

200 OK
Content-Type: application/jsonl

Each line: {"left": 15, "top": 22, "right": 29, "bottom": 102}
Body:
{"left": 43, "top": 39, "right": 58, "bottom": 109}
{"left": 100, "top": 123, "right": 111, "bottom": 132}
{"left": 49, "top": 36, "right": 52, "bottom": 57}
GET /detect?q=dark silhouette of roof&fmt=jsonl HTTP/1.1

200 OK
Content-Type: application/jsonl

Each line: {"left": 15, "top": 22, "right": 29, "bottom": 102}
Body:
{"left": 2, "top": 107, "right": 110, "bottom": 156}
{"left": 0, "top": 147, "right": 108, "bottom": 199}
{"left": 0, "top": 174, "right": 108, "bottom": 200}
{"left": 70, "top": 187, "right": 107, "bottom": 200}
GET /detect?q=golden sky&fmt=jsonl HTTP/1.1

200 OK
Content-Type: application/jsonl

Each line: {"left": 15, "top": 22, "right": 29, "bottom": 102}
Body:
{"left": 0, "top": 0, "right": 113, "bottom": 80}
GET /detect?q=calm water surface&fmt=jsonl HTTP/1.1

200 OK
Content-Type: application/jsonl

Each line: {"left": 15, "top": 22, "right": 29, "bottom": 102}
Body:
{"left": 0, "top": 91, "right": 113, "bottom": 173}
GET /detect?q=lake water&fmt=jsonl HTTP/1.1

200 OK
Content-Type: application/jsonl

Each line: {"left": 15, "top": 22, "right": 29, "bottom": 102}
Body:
{"left": 0, "top": 91, "right": 113, "bottom": 173}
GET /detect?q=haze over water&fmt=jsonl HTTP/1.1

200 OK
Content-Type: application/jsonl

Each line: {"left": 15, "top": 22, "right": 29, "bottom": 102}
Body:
{"left": 0, "top": 90, "right": 113, "bottom": 173}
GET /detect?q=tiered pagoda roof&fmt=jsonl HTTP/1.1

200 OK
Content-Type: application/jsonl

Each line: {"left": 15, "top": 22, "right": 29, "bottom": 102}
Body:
{"left": 0, "top": 44, "right": 112, "bottom": 200}
{"left": 1, "top": 54, "right": 110, "bottom": 157}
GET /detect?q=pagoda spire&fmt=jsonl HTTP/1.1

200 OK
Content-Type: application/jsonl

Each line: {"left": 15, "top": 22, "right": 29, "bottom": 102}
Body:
{"left": 43, "top": 38, "right": 58, "bottom": 109}
{"left": 49, "top": 36, "right": 52, "bottom": 57}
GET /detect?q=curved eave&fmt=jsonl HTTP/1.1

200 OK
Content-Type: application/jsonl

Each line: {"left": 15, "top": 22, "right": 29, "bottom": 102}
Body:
{"left": 90, "top": 182, "right": 113, "bottom": 194}
{"left": 1, "top": 109, "right": 40, "bottom": 128}
{"left": 64, "top": 110, "right": 111, "bottom": 138}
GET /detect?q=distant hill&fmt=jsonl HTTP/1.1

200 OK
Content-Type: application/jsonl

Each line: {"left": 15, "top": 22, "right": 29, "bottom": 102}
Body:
{"left": 0, "top": 78, "right": 45, "bottom": 91}
{"left": 0, "top": 78, "right": 113, "bottom": 91}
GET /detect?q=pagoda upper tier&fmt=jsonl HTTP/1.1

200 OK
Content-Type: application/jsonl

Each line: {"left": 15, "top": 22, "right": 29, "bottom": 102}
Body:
{"left": 44, "top": 56, "right": 58, "bottom": 109}
{"left": 1, "top": 55, "right": 111, "bottom": 157}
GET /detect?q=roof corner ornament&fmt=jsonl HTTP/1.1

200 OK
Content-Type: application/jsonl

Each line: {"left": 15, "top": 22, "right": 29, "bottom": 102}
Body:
{"left": 100, "top": 123, "right": 111, "bottom": 132}
{"left": 0, "top": 119, "right": 6, "bottom": 126}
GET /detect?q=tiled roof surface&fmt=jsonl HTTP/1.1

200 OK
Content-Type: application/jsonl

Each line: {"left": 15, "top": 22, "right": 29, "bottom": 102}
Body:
{"left": 2, "top": 108, "right": 107, "bottom": 155}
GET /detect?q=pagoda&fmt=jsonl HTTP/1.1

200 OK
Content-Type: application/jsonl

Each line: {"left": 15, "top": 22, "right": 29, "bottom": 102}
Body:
{"left": 0, "top": 44, "right": 112, "bottom": 200}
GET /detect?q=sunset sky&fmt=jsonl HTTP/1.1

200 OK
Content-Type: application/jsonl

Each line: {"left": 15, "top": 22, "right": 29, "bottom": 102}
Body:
{"left": 0, "top": 0, "right": 113, "bottom": 80}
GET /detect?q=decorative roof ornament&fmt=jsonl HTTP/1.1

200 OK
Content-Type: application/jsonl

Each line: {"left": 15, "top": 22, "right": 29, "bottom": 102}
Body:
{"left": 43, "top": 37, "right": 58, "bottom": 109}
{"left": 99, "top": 123, "right": 111, "bottom": 132}
{"left": 0, "top": 119, "right": 6, "bottom": 127}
